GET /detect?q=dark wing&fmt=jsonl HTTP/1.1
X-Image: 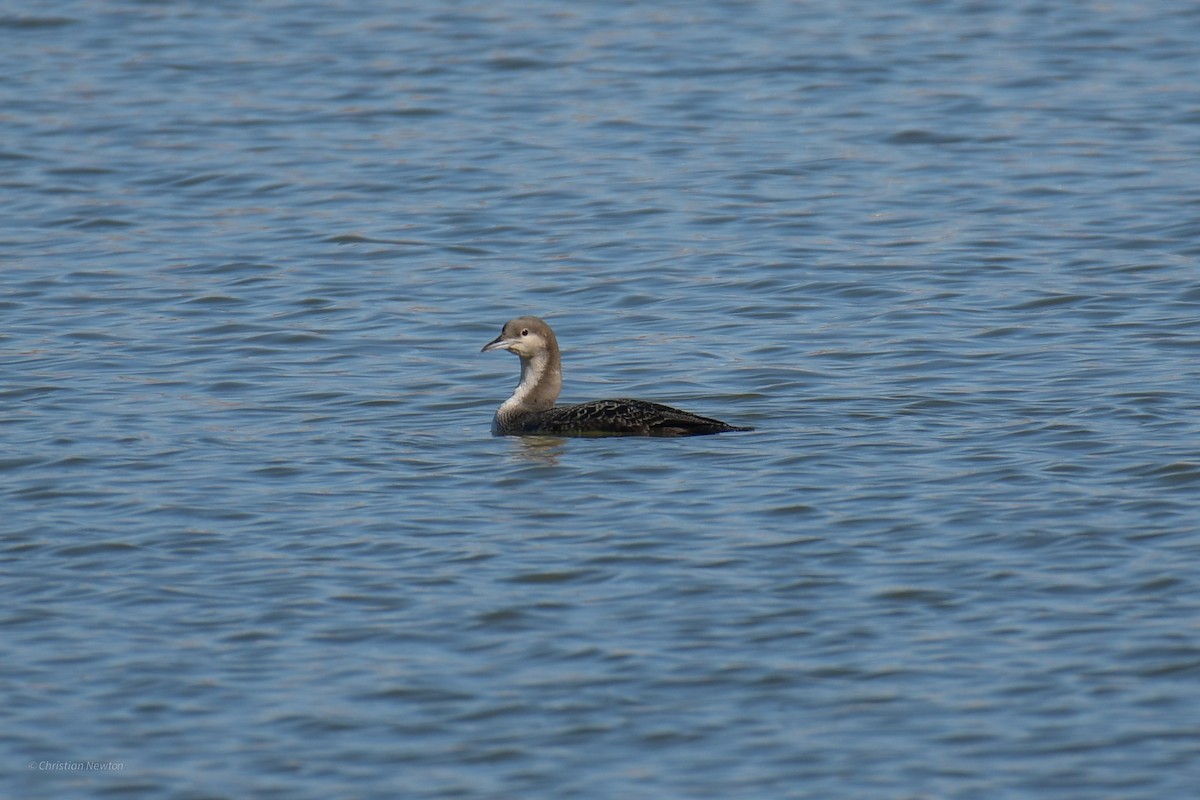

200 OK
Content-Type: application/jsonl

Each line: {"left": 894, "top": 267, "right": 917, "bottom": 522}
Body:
{"left": 531, "top": 399, "right": 753, "bottom": 437}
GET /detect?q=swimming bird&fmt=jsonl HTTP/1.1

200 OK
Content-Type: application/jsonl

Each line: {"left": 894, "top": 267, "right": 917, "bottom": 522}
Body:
{"left": 481, "top": 316, "right": 753, "bottom": 437}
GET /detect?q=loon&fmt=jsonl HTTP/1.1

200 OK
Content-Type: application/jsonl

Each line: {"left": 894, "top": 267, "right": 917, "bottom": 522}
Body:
{"left": 481, "top": 316, "right": 753, "bottom": 437}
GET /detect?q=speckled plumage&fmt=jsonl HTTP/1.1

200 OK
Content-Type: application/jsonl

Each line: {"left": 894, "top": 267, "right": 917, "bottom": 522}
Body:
{"left": 495, "top": 398, "right": 752, "bottom": 437}
{"left": 482, "top": 316, "right": 753, "bottom": 438}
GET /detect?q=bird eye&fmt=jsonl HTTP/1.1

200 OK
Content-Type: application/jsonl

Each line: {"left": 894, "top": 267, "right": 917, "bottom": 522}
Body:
{"left": 520, "top": 328, "right": 529, "bottom": 337}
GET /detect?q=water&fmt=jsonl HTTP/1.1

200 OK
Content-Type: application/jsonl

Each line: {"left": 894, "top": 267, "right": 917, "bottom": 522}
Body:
{"left": 4, "top": 1, "right": 1200, "bottom": 797}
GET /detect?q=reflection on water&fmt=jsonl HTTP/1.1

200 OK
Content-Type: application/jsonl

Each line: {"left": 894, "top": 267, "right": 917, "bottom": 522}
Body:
{"left": 512, "top": 436, "right": 570, "bottom": 464}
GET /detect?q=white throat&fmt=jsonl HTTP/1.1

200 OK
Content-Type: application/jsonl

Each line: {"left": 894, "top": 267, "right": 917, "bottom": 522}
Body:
{"left": 498, "top": 350, "right": 550, "bottom": 415}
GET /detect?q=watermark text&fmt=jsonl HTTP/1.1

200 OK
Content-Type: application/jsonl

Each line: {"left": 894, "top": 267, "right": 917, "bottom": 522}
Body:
{"left": 28, "top": 760, "right": 124, "bottom": 772}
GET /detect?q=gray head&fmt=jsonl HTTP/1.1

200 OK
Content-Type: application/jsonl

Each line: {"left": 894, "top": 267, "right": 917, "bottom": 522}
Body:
{"left": 481, "top": 316, "right": 562, "bottom": 410}
{"left": 481, "top": 316, "right": 560, "bottom": 359}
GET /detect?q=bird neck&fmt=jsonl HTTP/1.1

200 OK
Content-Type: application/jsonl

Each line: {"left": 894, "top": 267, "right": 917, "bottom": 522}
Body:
{"left": 500, "top": 348, "right": 561, "bottom": 415}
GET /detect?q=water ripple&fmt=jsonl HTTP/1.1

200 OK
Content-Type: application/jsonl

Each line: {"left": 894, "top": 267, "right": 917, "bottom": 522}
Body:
{"left": 4, "top": 1, "right": 1200, "bottom": 798}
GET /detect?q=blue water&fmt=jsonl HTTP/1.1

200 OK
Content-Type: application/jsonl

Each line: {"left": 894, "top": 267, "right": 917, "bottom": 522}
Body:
{"left": 4, "top": 1, "right": 1200, "bottom": 797}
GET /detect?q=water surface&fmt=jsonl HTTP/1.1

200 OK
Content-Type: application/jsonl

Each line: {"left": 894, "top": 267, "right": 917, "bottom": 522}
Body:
{"left": 4, "top": 1, "right": 1200, "bottom": 798}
